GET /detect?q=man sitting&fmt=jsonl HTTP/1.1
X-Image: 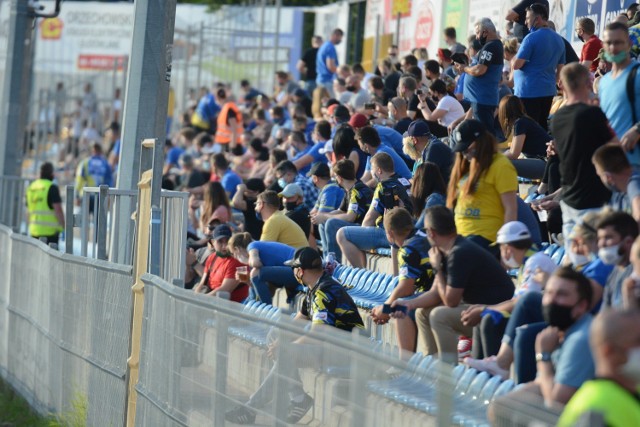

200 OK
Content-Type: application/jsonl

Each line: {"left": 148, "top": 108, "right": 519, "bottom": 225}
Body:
{"left": 256, "top": 190, "right": 308, "bottom": 248}
{"left": 225, "top": 247, "right": 363, "bottom": 424}
{"left": 279, "top": 183, "right": 311, "bottom": 239}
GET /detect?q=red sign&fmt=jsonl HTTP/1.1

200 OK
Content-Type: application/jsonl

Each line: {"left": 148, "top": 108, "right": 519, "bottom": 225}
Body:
{"left": 414, "top": 3, "right": 433, "bottom": 48}
{"left": 77, "top": 55, "right": 127, "bottom": 71}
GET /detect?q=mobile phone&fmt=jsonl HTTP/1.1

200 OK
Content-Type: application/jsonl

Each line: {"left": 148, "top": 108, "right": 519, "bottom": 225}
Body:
{"left": 364, "top": 102, "right": 376, "bottom": 110}
{"left": 382, "top": 304, "right": 408, "bottom": 314}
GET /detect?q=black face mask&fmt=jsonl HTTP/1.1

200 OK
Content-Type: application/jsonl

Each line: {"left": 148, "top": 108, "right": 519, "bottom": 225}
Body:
{"left": 478, "top": 32, "right": 487, "bottom": 46}
{"left": 542, "top": 303, "right": 576, "bottom": 330}
{"left": 285, "top": 202, "right": 298, "bottom": 211}
{"left": 578, "top": 35, "right": 584, "bottom": 43}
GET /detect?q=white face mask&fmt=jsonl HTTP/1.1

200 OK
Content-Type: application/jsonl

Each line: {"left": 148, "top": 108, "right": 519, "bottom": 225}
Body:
{"left": 621, "top": 347, "right": 640, "bottom": 383}
{"left": 502, "top": 254, "right": 520, "bottom": 269}
{"left": 388, "top": 110, "right": 394, "bottom": 120}
{"left": 598, "top": 244, "right": 622, "bottom": 266}
{"left": 568, "top": 250, "right": 590, "bottom": 267}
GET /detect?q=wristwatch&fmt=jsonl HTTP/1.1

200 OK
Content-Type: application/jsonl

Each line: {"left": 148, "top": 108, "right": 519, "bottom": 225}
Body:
{"left": 535, "top": 352, "right": 552, "bottom": 362}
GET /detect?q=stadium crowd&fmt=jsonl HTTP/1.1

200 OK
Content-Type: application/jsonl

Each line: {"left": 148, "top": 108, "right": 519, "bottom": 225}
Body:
{"left": 28, "top": 2, "right": 640, "bottom": 425}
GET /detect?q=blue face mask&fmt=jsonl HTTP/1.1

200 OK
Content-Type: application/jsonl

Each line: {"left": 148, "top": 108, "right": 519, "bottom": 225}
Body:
{"left": 278, "top": 178, "right": 288, "bottom": 188}
{"left": 255, "top": 210, "right": 263, "bottom": 221}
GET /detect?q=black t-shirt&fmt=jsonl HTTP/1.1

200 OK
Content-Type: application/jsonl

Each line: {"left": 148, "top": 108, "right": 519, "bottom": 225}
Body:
{"left": 384, "top": 72, "right": 401, "bottom": 94}
{"left": 513, "top": 116, "right": 551, "bottom": 158}
{"left": 445, "top": 236, "right": 515, "bottom": 304}
{"left": 183, "top": 170, "right": 208, "bottom": 190}
{"left": 562, "top": 37, "right": 579, "bottom": 64}
{"left": 394, "top": 117, "right": 413, "bottom": 135}
{"left": 47, "top": 183, "right": 62, "bottom": 209}
{"left": 286, "top": 205, "right": 311, "bottom": 237}
{"left": 338, "top": 180, "right": 373, "bottom": 224}
{"left": 242, "top": 196, "right": 263, "bottom": 241}
{"left": 408, "top": 94, "right": 436, "bottom": 120}
{"left": 512, "top": 0, "right": 548, "bottom": 25}
{"left": 301, "top": 47, "right": 318, "bottom": 81}
{"left": 550, "top": 103, "right": 612, "bottom": 209}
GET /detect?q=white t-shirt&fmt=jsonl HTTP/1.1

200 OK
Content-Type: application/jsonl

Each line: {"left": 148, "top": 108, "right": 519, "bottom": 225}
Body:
{"left": 435, "top": 95, "right": 465, "bottom": 128}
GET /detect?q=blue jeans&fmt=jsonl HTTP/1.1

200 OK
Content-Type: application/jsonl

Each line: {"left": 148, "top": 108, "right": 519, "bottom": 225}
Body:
{"left": 340, "top": 225, "right": 389, "bottom": 251}
{"left": 319, "top": 218, "right": 354, "bottom": 261}
{"left": 471, "top": 102, "right": 497, "bottom": 137}
{"left": 250, "top": 266, "right": 298, "bottom": 305}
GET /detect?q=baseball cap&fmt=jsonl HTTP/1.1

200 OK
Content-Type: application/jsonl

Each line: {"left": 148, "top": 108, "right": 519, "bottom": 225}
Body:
{"left": 211, "top": 224, "right": 232, "bottom": 241}
{"left": 284, "top": 247, "right": 323, "bottom": 269}
{"left": 308, "top": 162, "right": 331, "bottom": 178}
{"left": 319, "top": 139, "right": 333, "bottom": 154}
{"left": 403, "top": 120, "right": 431, "bottom": 138}
{"left": 495, "top": 221, "right": 532, "bottom": 244}
{"left": 278, "top": 183, "right": 304, "bottom": 198}
{"left": 451, "top": 119, "right": 486, "bottom": 152}
{"left": 348, "top": 113, "right": 369, "bottom": 129}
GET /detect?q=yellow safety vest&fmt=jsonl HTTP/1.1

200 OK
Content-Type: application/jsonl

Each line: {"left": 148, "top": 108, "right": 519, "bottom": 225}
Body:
{"left": 26, "top": 179, "right": 62, "bottom": 237}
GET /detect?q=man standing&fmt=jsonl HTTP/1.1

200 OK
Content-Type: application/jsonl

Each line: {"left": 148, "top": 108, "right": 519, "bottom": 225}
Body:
{"left": 316, "top": 28, "right": 343, "bottom": 97}
{"left": 443, "top": 27, "right": 466, "bottom": 54}
{"left": 214, "top": 88, "right": 243, "bottom": 151}
{"left": 225, "top": 247, "right": 363, "bottom": 425}
{"left": 75, "top": 143, "right": 113, "bottom": 213}
{"left": 455, "top": 18, "right": 504, "bottom": 136}
{"left": 297, "top": 35, "right": 322, "bottom": 94}
{"left": 26, "top": 162, "right": 65, "bottom": 245}
{"left": 575, "top": 17, "right": 602, "bottom": 73}
{"left": 512, "top": 3, "right": 565, "bottom": 130}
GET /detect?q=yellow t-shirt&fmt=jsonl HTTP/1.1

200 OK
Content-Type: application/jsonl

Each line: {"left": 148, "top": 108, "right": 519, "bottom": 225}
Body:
{"left": 558, "top": 379, "right": 640, "bottom": 427}
{"left": 454, "top": 153, "right": 518, "bottom": 242}
{"left": 260, "top": 211, "right": 308, "bottom": 248}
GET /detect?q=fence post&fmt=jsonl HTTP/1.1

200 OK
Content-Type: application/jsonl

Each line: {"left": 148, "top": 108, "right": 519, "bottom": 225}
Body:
{"left": 97, "top": 185, "right": 109, "bottom": 260}
{"left": 65, "top": 186, "right": 74, "bottom": 254}
{"left": 149, "top": 206, "right": 161, "bottom": 276}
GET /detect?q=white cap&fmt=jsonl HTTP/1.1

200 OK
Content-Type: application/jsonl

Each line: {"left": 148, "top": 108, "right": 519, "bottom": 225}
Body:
{"left": 496, "top": 221, "right": 532, "bottom": 244}
{"left": 523, "top": 252, "right": 558, "bottom": 276}
{"left": 319, "top": 139, "right": 333, "bottom": 155}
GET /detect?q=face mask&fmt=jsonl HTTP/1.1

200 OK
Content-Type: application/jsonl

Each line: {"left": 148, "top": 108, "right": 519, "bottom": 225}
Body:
{"left": 502, "top": 254, "right": 520, "bottom": 268}
{"left": 528, "top": 18, "right": 538, "bottom": 32}
{"left": 598, "top": 244, "right": 623, "bottom": 265}
{"left": 578, "top": 35, "right": 584, "bottom": 43}
{"left": 621, "top": 348, "right": 640, "bottom": 383}
{"left": 255, "top": 210, "right": 262, "bottom": 221}
{"left": 478, "top": 33, "right": 487, "bottom": 46}
{"left": 388, "top": 111, "right": 394, "bottom": 120}
{"left": 277, "top": 178, "right": 288, "bottom": 189}
{"left": 542, "top": 302, "right": 576, "bottom": 330}
{"left": 604, "top": 50, "right": 628, "bottom": 64}
{"left": 568, "top": 250, "right": 590, "bottom": 267}
{"left": 285, "top": 202, "right": 298, "bottom": 211}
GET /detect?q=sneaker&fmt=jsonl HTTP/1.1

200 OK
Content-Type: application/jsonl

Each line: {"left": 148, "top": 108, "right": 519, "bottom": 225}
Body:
{"left": 457, "top": 336, "right": 472, "bottom": 361}
{"left": 225, "top": 405, "right": 256, "bottom": 424}
{"left": 285, "top": 393, "right": 313, "bottom": 424}
{"left": 464, "top": 356, "right": 509, "bottom": 380}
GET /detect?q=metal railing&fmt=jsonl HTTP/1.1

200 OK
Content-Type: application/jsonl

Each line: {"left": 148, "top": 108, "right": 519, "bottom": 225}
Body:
{"left": 0, "top": 175, "right": 32, "bottom": 232}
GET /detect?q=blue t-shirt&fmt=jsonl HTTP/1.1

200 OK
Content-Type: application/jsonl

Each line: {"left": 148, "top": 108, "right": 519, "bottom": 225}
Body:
{"left": 291, "top": 145, "right": 314, "bottom": 175}
{"left": 247, "top": 241, "right": 295, "bottom": 266}
{"left": 610, "top": 171, "right": 640, "bottom": 213}
{"left": 83, "top": 155, "right": 113, "bottom": 187}
{"left": 599, "top": 63, "right": 640, "bottom": 167}
{"left": 514, "top": 28, "right": 565, "bottom": 98}
{"left": 552, "top": 314, "right": 594, "bottom": 389}
{"left": 316, "top": 41, "right": 338, "bottom": 84}
{"left": 516, "top": 197, "right": 542, "bottom": 245}
{"left": 314, "top": 182, "right": 345, "bottom": 213}
{"left": 365, "top": 145, "right": 412, "bottom": 180}
{"left": 194, "top": 93, "right": 220, "bottom": 125}
{"left": 464, "top": 39, "right": 504, "bottom": 106}
{"left": 455, "top": 73, "right": 466, "bottom": 96}
{"left": 373, "top": 125, "right": 409, "bottom": 162}
{"left": 166, "top": 146, "right": 185, "bottom": 167}
{"left": 304, "top": 141, "right": 329, "bottom": 165}
{"left": 582, "top": 258, "right": 614, "bottom": 314}
{"left": 220, "top": 169, "right": 242, "bottom": 198}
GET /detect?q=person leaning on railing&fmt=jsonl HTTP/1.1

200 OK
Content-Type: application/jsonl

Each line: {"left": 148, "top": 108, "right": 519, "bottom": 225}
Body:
{"left": 26, "top": 162, "right": 65, "bottom": 246}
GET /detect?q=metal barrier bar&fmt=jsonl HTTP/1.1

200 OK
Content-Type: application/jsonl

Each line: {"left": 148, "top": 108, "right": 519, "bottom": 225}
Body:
{"left": 65, "top": 185, "right": 74, "bottom": 255}
{"left": 97, "top": 185, "right": 109, "bottom": 260}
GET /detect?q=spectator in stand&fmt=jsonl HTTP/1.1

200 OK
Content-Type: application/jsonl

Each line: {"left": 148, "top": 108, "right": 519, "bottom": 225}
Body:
{"left": 593, "top": 144, "right": 640, "bottom": 223}
{"left": 379, "top": 58, "right": 402, "bottom": 95}
{"left": 337, "top": 152, "right": 413, "bottom": 268}
{"left": 308, "top": 162, "right": 344, "bottom": 215}
{"left": 316, "top": 28, "right": 343, "bottom": 97}
{"left": 274, "top": 160, "right": 319, "bottom": 211}
{"left": 437, "top": 48, "right": 456, "bottom": 80}
{"left": 210, "top": 153, "right": 242, "bottom": 198}
{"left": 274, "top": 71, "right": 300, "bottom": 107}
{"left": 368, "top": 75, "right": 394, "bottom": 106}
{"left": 400, "top": 54, "right": 418, "bottom": 74}
{"left": 576, "top": 17, "right": 602, "bottom": 73}
{"left": 332, "top": 125, "right": 367, "bottom": 180}
{"left": 412, "top": 47, "right": 429, "bottom": 70}
{"left": 543, "top": 63, "right": 615, "bottom": 256}
{"left": 256, "top": 190, "right": 308, "bottom": 248}
{"left": 242, "top": 138, "right": 270, "bottom": 181}
{"left": 443, "top": 26, "right": 467, "bottom": 54}
{"left": 312, "top": 159, "right": 373, "bottom": 261}
{"left": 412, "top": 162, "right": 448, "bottom": 229}
{"left": 546, "top": 21, "right": 580, "bottom": 66}
{"left": 231, "top": 178, "right": 265, "bottom": 240}
{"left": 75, "top": 143, "right": 113, "bottom": 208}
{"left": 214, "top": 88, "right": 243, "bottom": 151}
{"left": 352, "top": 63, "right": 376, "bottom": 90}
{"left": 512, "top": 3, "right": 565, "bottom": 131}
{"left": 502, "top": 37, "right": 519, "bottom": 89}
{"left": 454, "top": 18, "right": 504, "bottom": 136}
{"left": 558, "top": 309, "right": 640, "bottom": 427}
{"left": 402, "top": 120, "right": 453, "bottom": 181}
{"left": 279, "top": 183, "right": 311, "bottom": 239}
{"left": 371, "top": 207, "right": 434, "bottom": 358}
{"left": 191, "top": 87, "right": 220, "bottom": 134}
{"left": 505, "top": 0, "right": 549, "bottom": 42}
{"left": 164, "top": 127, "right": 195, "bottom": 175}
{"left": 194, "top": 224, "right": 249, "bottom": 303}
{"left": 292, "top": 120, "right": 331, "bottom": 173}
{"left": 346, "top": 75, "right": 370, "bottom": 111}
{"left": 106, "top": 121, "right": 122, "bottom": 172}
{"left": 389, "top": 97, "right": 412, "bottom": 135}
{"left": 356, "top": 125, "right": 412, "bottom": 188}
{"left": 448, "top": 119, "right": 518, "bottom": 253}
{"left": 333, "top": 78, "right": 348, "bottom": 103}
{"left": 297, "top": 35, "right": 322, "bottom": 94}
{"left": 598, "top": 22, "right": 640, "bottom": 170}
{"left": 239, "top": 79, "right": 264, "bottom": 110}
{"left": 489, "top": 267, "right": 594, "bottom": 417}
{"left": 418, "top": 79, "right": 465, "bottom": 138}
{"left": 197, "top": 182, "right": 232, "bottom": 235}
{"left": 349, "top": 112, "right": 411, "bottom": 169}
{"left": 250, "top": 109, "right": 273, "bottom": 143}
{"left": 398, "top": 75, "right": 422, "bottom": 121}
{"left": 337, "top": 64, "right": 351, "bottom": 80}
{"left": 392, "top": 206, "right": 515, "bottom": 364}
{"left": 285, "top": 130, "right": 313, "bottom": 175}
{"left": 264, "top": 148, "right": 287, "bottom": 188}
{"left": 228, "top": 232, "right": 298, "bottom": 305}
{"left": 176, "top": 154, "right": 207, "bottom": 193}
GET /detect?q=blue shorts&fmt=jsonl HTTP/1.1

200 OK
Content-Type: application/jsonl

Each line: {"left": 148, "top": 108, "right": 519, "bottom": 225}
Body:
{"left": 341, "top": 226, "right": 389, "bottom": 251}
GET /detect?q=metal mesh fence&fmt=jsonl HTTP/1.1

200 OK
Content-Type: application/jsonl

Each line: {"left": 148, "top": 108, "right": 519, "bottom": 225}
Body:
{"left": 0, "top": 225, "right": 132, "bottom": 425}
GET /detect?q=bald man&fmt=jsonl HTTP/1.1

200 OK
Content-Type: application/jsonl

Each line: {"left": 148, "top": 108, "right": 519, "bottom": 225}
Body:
{"left": 558, "top": 309, "right": 640, "bottom": 426}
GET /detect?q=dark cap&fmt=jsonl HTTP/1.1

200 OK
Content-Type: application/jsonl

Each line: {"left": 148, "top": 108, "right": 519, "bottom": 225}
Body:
{"left": 211, "top": 224, "right": 232, "bottom": 241}
{"left": 246, "top": 177, "right": 266, "bottom": 193}
{"left": 284, "top": 247, "right": 323, "bottom": 269}
{"left": 452, "top": 119, "right": 486, "bottom": 152}
{"left": 308, "top": 162, "right": 331, "bottom": 178}
{"left": 403, "top": 120, "right": 431, "bottom": 138}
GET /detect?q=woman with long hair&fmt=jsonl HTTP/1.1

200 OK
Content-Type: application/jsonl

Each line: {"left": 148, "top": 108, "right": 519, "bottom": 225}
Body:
{"left": 199, "top": 181, "right": 232, "bottom": 234}
{"left": 411, "top": 162, "right": 447, "bottom": 228}
{"left": 447, "top": 119, "right": 518, "bottom": 253}
{"left": 332, "top": 125, "right": 367, "bottom": 180}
